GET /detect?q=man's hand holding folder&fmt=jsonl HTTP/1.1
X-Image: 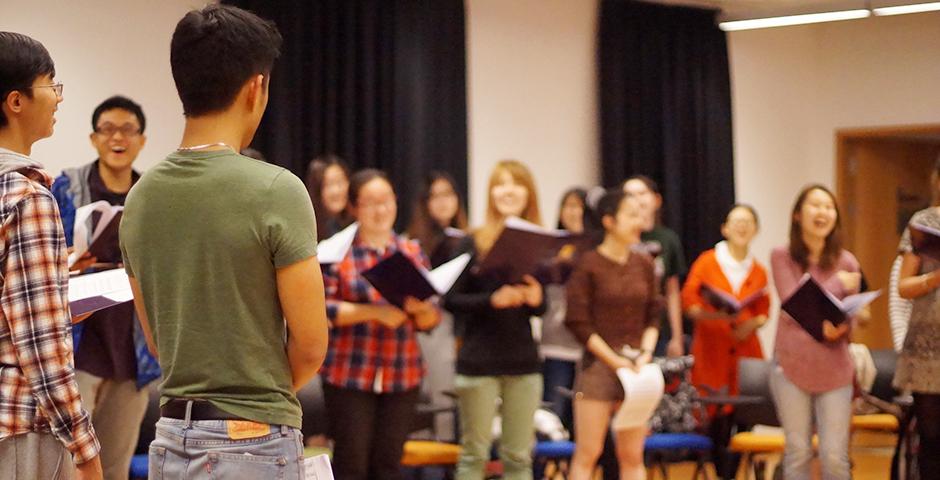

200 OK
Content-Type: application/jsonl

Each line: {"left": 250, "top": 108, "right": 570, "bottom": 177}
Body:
{"left": 780, "top": 273, "right": 881, "bottom": 343}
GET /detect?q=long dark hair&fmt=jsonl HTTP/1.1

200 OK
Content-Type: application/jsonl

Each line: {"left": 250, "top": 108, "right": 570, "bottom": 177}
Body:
{"left": 305, "top": 154, "right": 353, "bottom": 241}
{"left": 406, "top": 172, "right": 467, "bottom": 255}
{"left": 788, "top": 184, "right": 842, "bottom": 271}
{"left": 556, "top": 187, "right": 587, "bottom": 231}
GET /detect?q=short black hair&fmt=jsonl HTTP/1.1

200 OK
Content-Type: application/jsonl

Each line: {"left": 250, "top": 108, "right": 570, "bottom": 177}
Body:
{"left": 92, "top": 95, "right": 146, "bottom": 133}
{"left": 597, "top": 188, "right": 628, "bottom": 223}
{"left": 623, "top": 174, "right": 660, "bottom": 194}
{"left": 170, "top": 5, "right": 282, "bottom": 117}
{"left": 349, "top": 169, "right": 393, "bottom": 207}
{"left": 724, "top": 203, "right": 760, "bottom": 228}
{"left": 0, "top": 32, "right": 55, "bottom": 128}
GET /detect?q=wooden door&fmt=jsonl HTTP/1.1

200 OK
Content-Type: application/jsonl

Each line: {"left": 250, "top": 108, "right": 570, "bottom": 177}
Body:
{"left": 837, "top": 127, "right": 940, "bottom": 349}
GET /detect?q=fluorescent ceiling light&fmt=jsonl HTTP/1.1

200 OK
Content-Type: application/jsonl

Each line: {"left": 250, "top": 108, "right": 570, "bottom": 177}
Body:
{"left": 873, "top": 2, "right": 940, "bottom": 15}
{"left": 719, "top": 9, "right": 870, "bottom": 31}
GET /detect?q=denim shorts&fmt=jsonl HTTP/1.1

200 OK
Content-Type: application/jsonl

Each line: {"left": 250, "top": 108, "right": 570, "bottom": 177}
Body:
{"left": 149, "top": 416, "right": 304, "bottom": 480}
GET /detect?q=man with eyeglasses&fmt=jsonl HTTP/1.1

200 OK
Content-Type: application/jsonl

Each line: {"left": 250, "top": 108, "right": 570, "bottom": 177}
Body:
{"left": 50, "top": 95, "right": 157, "bottom": 480}
{"left": 0, "top": 32, "right": 103, "bottom": 479}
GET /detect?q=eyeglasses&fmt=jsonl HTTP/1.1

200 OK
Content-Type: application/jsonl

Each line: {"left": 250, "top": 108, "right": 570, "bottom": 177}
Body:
{"left": 95, "top": 123, "right": 141, "bottom": 137}
{"left": 28, "top": 83, "right": 64, "bottom": 97}
{"left": 357, "top": 198, "right": 396, "bottom": 211}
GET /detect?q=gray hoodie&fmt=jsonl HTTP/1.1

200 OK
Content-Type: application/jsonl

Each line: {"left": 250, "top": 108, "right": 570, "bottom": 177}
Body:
{"left": 0, "top": 146, "right": 44, "bottom": 176}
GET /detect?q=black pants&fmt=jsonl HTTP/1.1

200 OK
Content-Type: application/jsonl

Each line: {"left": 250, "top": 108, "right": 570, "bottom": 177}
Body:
{"left": 323, "top": 383, "right": 419, "bottom": 480}
{"left": 914, "top": 393, "right": 940, "bottom": 478}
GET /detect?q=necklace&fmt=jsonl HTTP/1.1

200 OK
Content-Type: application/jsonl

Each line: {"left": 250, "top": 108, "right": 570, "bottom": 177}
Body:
{"left": 177, "top": 142, "right": 234, "bottom": 152}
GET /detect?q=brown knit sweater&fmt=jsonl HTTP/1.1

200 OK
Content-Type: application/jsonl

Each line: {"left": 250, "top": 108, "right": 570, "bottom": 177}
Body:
{"left": 564, "top": 249, "right": 662, "bottom": 356}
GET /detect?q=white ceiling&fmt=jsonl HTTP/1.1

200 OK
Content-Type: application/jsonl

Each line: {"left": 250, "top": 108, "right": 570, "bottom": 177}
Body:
{"left": 647, "top": 0, "right": 936, "bottom": 20}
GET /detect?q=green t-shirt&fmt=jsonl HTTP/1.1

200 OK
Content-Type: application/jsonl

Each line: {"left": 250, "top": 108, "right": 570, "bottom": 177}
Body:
{"left": 640, "top": 225, "right": 687, "bottom": 288}
{"left": 120, "top": 150, "right": 317, "bottom": 428}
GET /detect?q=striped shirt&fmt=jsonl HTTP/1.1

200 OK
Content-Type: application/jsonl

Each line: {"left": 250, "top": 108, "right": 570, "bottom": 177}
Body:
{"left": 321, "top": 233, "right": 432, "bottom": 393}
{"left": 889, "top": 255, "right": 913, "bottom": 352}
{"left": 0, "top": 157, "right": 99, "bottom": 463}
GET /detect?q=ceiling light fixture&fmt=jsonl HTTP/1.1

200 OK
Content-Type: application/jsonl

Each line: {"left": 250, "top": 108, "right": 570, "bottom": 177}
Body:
{"left": 718, "top": 9, "right": 871, "bottom": 31}
{"left": 872, "top": 2, "right": 940, "bottom": 15}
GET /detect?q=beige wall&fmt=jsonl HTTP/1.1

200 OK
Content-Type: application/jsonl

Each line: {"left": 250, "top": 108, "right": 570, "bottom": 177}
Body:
{"left": 3, "top": 0, "right": 199, "bottom": 175}
{"left": 729, "top": 12, "right": 940, "bottom": 351}
{"left": 730, "top": 11, "right": 940, "bottom": 269}
{"left": 466, "top": 0, "right": 600, "bottom": 227}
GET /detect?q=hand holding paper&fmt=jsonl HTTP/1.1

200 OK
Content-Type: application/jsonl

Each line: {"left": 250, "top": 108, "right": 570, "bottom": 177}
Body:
{"left": 612, "top": 364, "right": 665, "bottom": 431}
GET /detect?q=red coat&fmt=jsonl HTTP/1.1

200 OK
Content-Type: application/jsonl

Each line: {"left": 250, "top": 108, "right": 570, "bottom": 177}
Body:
{"left": 681, "top": 249, "right": 769, "bottom": 398}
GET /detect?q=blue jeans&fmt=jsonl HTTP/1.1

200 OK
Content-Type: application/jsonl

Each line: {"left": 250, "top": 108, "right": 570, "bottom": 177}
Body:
{"left": 769, "top": 364, "right": 852, "bottom": 480}
{"left": 149, "top": 415, "right": 304, "bottom": 479}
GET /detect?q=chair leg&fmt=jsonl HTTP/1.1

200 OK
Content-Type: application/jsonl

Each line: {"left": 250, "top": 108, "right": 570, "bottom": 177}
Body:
{"left": 740, "top": 453, "right": 752, "bottom": 480}
{"left": 754, "top": 458, "right": 766, "bottom": 480}
{"left": 696, "top": 452, "right": 714, "bottom": 480}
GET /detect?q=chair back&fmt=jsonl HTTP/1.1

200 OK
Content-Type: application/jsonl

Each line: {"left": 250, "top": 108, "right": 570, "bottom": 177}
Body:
{"left": 734, "top": 358, "right": 780, "bottom": 428}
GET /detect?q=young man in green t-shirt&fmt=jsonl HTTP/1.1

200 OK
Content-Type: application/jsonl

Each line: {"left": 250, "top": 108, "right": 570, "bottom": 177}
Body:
{"left": 623, "top": 175, "right": 688, "bottom": 357}
{"left": 119, "top": 5, "right": 328, "bottom": 479}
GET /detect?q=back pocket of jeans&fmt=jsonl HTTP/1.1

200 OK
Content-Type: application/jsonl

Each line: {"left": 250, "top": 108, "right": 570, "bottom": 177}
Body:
{"left": 148, "top": 446, "right": 166, "bottom": 479}
{"left": 207, "top": 451, "right": 290, "bottom": 480}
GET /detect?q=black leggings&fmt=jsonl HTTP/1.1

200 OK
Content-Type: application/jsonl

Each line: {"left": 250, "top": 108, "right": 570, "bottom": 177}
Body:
{"left": 914, "top": 393, "right": 940, "bottom": 477}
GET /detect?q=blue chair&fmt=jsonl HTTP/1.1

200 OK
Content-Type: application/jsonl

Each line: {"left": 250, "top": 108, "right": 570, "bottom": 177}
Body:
{"left": 129, "top": 453, "right": 148, "bottom": 479}
{"left": 533, "top": 440, "right": 575, "bottom": 479}
{"left": 644, "top": 432, "right": 714, "bottom": 479}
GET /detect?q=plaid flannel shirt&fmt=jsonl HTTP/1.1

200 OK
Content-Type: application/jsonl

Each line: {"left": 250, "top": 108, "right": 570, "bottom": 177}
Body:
{"left": 0, "top": 157, "right": 99, "bottom": 464}
{"left": 321, "top": 234, "right": 430, "bottom": 393}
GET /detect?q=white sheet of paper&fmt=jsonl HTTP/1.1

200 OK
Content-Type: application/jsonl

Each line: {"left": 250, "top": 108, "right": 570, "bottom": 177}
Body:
{"left": 503, "top": 216, "right": 569, "bottom": 237}
{"left": 304, "top": 453, "right": 335, "bottom": 480}
{"left": 68, "top": 201, "right": 123, "bottom": 267}
{"left": 68, "top": 269, "right": 132, "bottom": 302}
{"left": 316, "top": 223, "right": 358, "bottom": 264}
{"left": 838, "top": 289, "right": 882, "bottom": 316}
{"left": 612, "top": 364, "right": 665, "bottom": 431}
{"left": 426, "top": 252, "right": 472, "bottom": 294}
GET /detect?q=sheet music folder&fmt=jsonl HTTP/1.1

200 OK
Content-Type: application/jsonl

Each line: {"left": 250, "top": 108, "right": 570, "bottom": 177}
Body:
{"left": 68, "top": 268, "right": 134, "bottom": 316}
{"left": 780, "top": 274, "right": 881, "bottom": 342}
{"left": 363, "top": 252, "right": 471, "bottom": 308}
{"left": 478, "top": 217, "right": 585, "bottom": 284}
{"left": 699, "top": 283, "right": 765, "bottom": 315}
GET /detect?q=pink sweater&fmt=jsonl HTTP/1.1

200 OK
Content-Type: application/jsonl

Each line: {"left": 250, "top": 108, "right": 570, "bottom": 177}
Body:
{"left": 771, "top": 246, "right": 860, "bottom": 393}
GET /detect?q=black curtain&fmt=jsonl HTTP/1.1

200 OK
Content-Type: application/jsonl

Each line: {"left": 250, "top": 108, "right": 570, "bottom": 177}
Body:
{"left": 599, "top": 0, "right": 735, "bottom": 262}
{"left": 222, "top": 0, "right": 468, "bottom": 229}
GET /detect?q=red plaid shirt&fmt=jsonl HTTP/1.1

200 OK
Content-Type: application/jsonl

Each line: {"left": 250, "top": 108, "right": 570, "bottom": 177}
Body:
{"left": 0, "top": 156, "right": 99, "bottom": 463}
{"left": 321, "top": 234, "right": 430, "bottom": 393}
